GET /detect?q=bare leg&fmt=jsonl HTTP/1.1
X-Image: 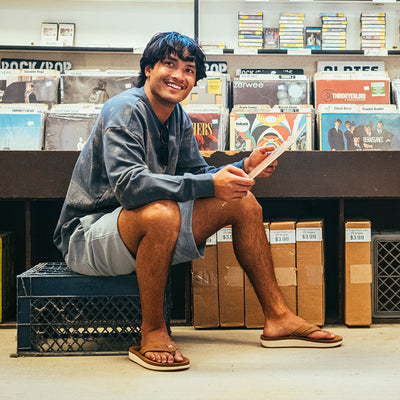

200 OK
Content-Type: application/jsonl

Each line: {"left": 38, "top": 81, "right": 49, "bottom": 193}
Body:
{"left": 192, "top": 193, "right": 336, "bottom": 340}
{"left": 118, "top": 200, "right": 184, "bottom": 364}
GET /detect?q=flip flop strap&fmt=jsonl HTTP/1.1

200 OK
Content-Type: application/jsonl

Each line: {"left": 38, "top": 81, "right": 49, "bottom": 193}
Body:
{"left": 139, "top": 342, "right": 178, "bottom": 356}
{"left": 292, "top": 324, "right": 321, "bottom": 337}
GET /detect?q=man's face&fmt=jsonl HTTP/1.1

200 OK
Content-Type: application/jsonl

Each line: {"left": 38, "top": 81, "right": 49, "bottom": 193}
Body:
{"left": 144, "top": 52, "right": 196, "bottom": 108}
{"left": 335, "top": 121, "right": 341, "bottom": 128}
{"left": 377, "top": 122, "right": 383, "bottom": 130}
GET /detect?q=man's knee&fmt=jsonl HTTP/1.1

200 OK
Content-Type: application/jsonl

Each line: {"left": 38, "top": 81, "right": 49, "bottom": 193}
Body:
{"left": 236, "top": 192, "right": 263, "bottom": 218}
{"left": 142, "top": 200, "right": 181, "bottom": 235}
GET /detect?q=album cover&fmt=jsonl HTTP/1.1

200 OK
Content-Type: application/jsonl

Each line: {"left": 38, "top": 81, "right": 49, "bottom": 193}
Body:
{"left": 314, "top": 72, "right": 390, "bottom": 109}
{"left": 0, "top": 69, "right": 60, "bottom": 108}
{"left": 237, "top": 68, "right": 304, "bottom": 75}
{"left": 263, "top": 28, "right": 279, "bottom": 49}
{"left": 44, "top": 104, "right": 101, "bottom": 150}
{"left": 183, "top": 74, "right": 230, "bottom": 108}
{"left": 61, "top": 71, "right": 139, "bottom": 104}
{"left": 306, "top": 27, "right": 321, "bottom": 50}
{"left": 319, "top": 111, "right": 400, "bottom": 151}
{"left": 186, "top": 106, "right": 228, "bottom": 151}
{"left": 58, "top": 23, "right": 75, "bottom": 46}
{"left": 0, "top": 112, "right": 44, "bottom": 150}
{"left": 41, "top": 22, "right": 58, "bottom": 45}
{"left": 392, "top": 79, "right": 400, "bottom": 108}
{"left": 233, "top": 75, "right": 310, "bottom": 107}
{"left": 230, "top": 111, "right": 312, "bottom": 151}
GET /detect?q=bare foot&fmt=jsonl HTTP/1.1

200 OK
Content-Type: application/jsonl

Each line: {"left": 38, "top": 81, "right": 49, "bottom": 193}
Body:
{"left": 263, "top": 312, "right": 337, "bottom": 340}
{"left": 140, "top": 328, "right": 184, "bottom": 364}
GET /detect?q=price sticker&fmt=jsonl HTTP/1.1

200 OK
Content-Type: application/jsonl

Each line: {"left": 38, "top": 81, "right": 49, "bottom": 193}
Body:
{"left": 345, "top": 228, "right": 371, "bottom": 243}
{"left": 287, "top": 48, "right": 311, "bottom": 56}
{"left": 270, "top": 230, "right": 296, "bottom": 244}
{"left": 206, "top": 233, "right": 217, "bottom": 246}
{"left": 217, "top": 227, "right": 232, "bottom": 242}
{"left": 296, "top": 227, "right": 323, "bottom": 242}
{"left": 234, "top": 48, "right": 258, "bottom": 55}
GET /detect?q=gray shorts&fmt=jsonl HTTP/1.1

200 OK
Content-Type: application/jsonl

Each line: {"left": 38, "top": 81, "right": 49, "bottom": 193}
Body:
{"left": 65, "top": 201, "right": 206, "bottom": 276}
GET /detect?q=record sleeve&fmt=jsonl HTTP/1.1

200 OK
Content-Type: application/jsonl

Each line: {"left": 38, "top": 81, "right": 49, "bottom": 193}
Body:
{"left": 182, "top": 74, "right": 230, "bottom": 108}
{"left": 0, "top": 69, "right": 60, "bottom": 108}
{"left": 237, "top": 68, "right": 304, "bottom": 75}
{"left": 61, "top": 70, "right": 139, "bottom": 104}
{"left": 58, "top": 23, "right": 75, "bottom": 46}
{"left": 233, "top": 76, "right": 310, "bottom": 107}
{"left": 263, "top": 28, "right": 279, "bottom": 49}
{"left": 230, "top": 111, "right": 312, "bottom": 151}
{"left": 44, "top": 104, "right": 101, "bottom": 150}
{"left": 186, "top": 107, "right": 228, "bottom": 151}
{"left": 314, "top": 72, "right": 390, "bottom": 108}
{"left": 41, "top": 23, "right": 58, "bottom": 45}
{"left": 0, "top": 112, "right": 44, "bottom": 150}
{"left": 319, "top": 111, "right": 400, "bottom": 151}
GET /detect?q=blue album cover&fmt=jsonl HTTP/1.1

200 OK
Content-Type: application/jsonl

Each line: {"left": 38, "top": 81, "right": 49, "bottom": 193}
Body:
{"left": 319, "top": 112, "right": 400, "bottom": 151}
{"left": 0, "top": 113, "right": 43, "bottom": 150}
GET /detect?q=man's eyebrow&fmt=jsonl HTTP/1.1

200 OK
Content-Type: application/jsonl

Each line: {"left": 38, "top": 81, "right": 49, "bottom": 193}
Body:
{"left": 164, "top": 54, "right": 196, "bottom": 68}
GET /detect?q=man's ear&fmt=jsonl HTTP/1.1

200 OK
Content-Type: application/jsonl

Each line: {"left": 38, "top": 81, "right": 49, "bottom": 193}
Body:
{"left": 144, "top": 64, "right": 152, "bottom": 78}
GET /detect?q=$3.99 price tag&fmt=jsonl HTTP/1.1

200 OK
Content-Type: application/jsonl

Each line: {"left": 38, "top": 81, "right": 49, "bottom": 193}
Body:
{"left": 296, "top": 227, "right": 322, "bottom": 242}
{"left": 345, "top": 228, "right": 371, "bottom": 243}
{"left": 270, "top": 230, "right": 296, "bottom": 244}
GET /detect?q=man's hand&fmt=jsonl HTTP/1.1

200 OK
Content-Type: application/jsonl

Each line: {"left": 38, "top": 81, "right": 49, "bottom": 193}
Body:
{"left": 244, "top": 146, "right": 278, "bottom": 178}
{"left": 213, "top": 165, "right": 255, "bottom": 202}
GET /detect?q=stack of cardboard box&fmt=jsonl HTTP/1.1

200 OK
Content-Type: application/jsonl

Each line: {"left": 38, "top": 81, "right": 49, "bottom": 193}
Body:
{"left": 192, "top": 220, "right": 327, "bottom": 328}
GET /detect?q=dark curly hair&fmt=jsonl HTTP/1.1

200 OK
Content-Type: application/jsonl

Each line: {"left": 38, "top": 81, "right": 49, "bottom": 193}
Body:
{"left": 137, "top": 32, "right": 207, "bottom": 87}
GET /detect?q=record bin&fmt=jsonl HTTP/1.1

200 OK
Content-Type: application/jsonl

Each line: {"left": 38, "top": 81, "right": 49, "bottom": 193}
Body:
{"left": 17, "top": 262, "right": 171, "bottom": 356}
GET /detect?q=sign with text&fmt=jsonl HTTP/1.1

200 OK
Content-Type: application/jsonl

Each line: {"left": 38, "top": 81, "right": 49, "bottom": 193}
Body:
{"left": 1, "top": 58, "right": 72, "bottom": 73}
{"left": 317, "top": 61, "right": 385, "bottom": 72}
{"left": 205, "top": 61, "right": 227, "bottom": 74}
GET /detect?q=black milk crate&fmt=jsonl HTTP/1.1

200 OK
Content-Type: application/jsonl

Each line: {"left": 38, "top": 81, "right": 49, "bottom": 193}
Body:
{"left": 372, "top": 233, "right": 400, "bottom": 320}
{"left": 17, "top": 262, "right": 171, "bottom": 356}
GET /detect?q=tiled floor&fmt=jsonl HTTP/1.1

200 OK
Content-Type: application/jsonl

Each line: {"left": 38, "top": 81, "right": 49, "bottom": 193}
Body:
{"left": 1, "top": 324, "right": 400, "bottom": 400}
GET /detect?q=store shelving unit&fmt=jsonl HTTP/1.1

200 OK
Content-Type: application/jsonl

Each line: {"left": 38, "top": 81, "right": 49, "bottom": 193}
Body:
{"left": 1, "top": 0, "right": 400, "bottom": 323}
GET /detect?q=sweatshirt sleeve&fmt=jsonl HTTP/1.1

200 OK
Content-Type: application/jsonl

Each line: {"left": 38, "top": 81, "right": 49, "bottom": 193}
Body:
{"left": 102, "top": 112, "right": 216, "bottom": 210}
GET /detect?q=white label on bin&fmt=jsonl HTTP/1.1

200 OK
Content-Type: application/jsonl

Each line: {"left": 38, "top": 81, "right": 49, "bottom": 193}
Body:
{"left": 206, "top": 233, "right": 217, "bottom": 246}
{"left": 296, "top": 227, "right": 323, "bottom": 242}
{"left": 345, "top": 228, "right": 371, "bottom": 242}
{"left": 270, "top": 230, "right": 296, "bottom": 244}
{"left": 217, "top": 227, "right": 232, "bottom": 242}
{"left": 265, "top": 228, "right": 270, "bottom": 242}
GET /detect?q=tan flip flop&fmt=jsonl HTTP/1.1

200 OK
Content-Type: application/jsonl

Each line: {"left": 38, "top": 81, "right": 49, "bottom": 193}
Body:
{"left": 129, "top": 342, "right": 190, "bottom": 371}
{"left": 260, "top": 324, "right": 343, "bottom": 348}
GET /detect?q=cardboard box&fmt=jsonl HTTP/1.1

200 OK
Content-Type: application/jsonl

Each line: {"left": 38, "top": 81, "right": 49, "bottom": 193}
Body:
{"left": 345, "top": 220, "right": 372, "bottom": 326}
{"left": 217, "top": 226, "right": 244, "bottom": 327}
{"left": 192, "top": 234, "right": 219, "bottom": 328}
{"left": 244, "top": 223, "right": 269, "bottom": 328}
{"left": 270, "top": 221, "right": 297, "bottom": 314}
{"left": 296, "top": 220, "right": 325, "bottom": 326}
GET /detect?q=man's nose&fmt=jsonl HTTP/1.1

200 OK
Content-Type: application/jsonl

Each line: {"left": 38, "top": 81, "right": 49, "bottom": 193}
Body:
{"left": 171, "top": 68, "right": 184, "bottom": 80}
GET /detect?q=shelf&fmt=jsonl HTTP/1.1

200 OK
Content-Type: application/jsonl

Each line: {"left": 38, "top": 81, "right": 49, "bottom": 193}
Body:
{"left": 0, "top": 45, "right": 136, "bottom": 53}
{"left": 2, "top": 46, "right": 395, "bottom": 56}
{"left": 1, "top": 150, "right": 399, "bottom": 199}
{"left": 218, "top": 49, "right": 397, "bottom": 55}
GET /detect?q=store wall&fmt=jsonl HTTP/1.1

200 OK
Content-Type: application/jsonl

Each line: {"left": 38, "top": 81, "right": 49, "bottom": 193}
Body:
{"left": 0, "top": 0, "right": 194, "bottom": 49}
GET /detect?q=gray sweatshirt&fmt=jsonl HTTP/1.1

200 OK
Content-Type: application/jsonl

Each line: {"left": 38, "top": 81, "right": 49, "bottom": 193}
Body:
{"left": 54, "top": 86, "right": 244, "bottom": 258}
